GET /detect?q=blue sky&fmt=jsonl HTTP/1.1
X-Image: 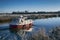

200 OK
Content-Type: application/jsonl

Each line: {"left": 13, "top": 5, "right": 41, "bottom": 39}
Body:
{"left": 0, "top": 0, "right": 60, "bottom": 13}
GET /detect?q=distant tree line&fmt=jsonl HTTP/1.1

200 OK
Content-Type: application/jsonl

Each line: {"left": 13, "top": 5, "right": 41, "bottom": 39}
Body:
{"left": 12, "top": 11, "right": 60, "bottom": 14}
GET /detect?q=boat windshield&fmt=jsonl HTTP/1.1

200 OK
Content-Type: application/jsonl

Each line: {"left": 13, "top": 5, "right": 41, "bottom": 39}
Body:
{"left": 19, "top": 18, "right": 25, "bottom": 23}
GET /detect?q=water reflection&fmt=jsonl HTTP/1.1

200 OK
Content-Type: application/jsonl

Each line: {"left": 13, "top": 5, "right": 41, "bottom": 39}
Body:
{"left": 0, "top": 17, "right": 60, "bottom": 40}
{"left": 33, "top": 17, "right": 60, "bottom": 30}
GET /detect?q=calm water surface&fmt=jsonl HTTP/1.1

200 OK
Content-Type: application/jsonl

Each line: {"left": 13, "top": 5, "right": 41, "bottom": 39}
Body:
{"left": 0, "top": 17, "right": 60, "bottom": 40}
{"left": 33, "top": 17, "right": 60, "bottom": 30}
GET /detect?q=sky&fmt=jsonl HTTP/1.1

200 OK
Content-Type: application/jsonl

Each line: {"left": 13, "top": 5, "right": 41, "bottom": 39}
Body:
{"left": 0, "top": 0, "right": 60, "bottom": 13}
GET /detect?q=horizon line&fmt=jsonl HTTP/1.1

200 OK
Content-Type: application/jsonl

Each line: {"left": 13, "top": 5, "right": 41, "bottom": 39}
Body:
{"left": 0, "top": 10, "right": 60, "bottom": 13}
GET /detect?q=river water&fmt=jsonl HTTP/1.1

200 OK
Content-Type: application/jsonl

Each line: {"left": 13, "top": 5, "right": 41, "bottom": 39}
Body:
{"left": 0, "top": 17, "right": 60, "bottom": 40}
